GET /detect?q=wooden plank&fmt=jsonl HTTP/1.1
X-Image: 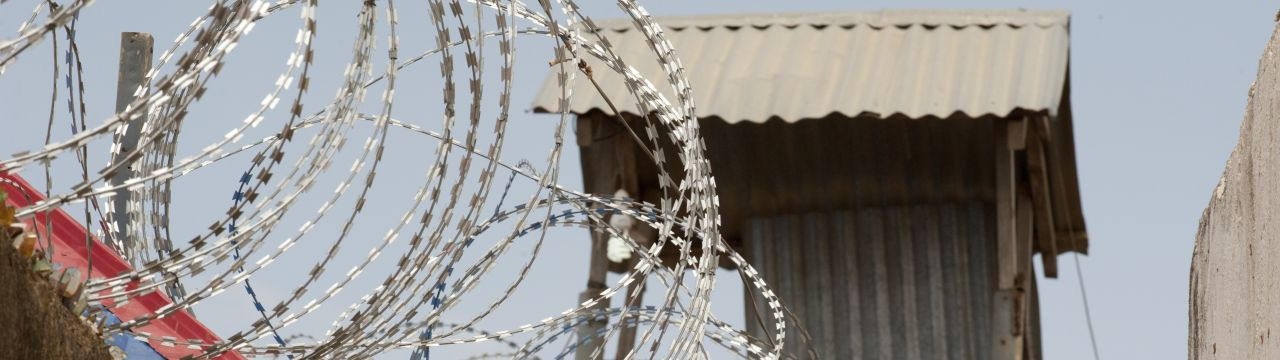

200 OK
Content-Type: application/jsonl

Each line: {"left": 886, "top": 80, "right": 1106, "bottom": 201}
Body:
{"left": 575, "top": 230, "right": 609, "bottom": 360}
{"left": 617, "top": 116, "right": 642, "bottom": 199}
{"left": 1001, "top": 161, "right": 1037, "bottom": 360}
{"left": 612, "top": 272, "right": 644, "bottom": 359}
{"left": 1016, "top": 184, "right": 1034, "bottom": 338}
{"left": 1026, "top": 117, "right": 1059, "bottom": 277}
{"left": 1042, "top": 116, "right": 1082, "bottom": 253}
{"left": 1055, "top": 231, "right": 1088, "bottom": 249}
{"left": 1034, "top": 116, "right": 1051, "bottom": 141}
{"left": 1006, "top": 117, "right": 1028, "bottom": 151}
{"left": 1026, "top": 275, "right": 1043, "bottom": 360}
{"left": 574, "top": 114, "right": 639, "bottom": 360}
{"left": 991, "top": 185, "right": 1034, "bottom": 360}
{"left": 574, "top": 115, "right": 594, "bottom": 147}
{"left": 994, "top": 119, "right": 1018, "bottom": 289}
{"left": 992, "top": 118, "right": 1022, "bottom": 360}
{"left": 614, "top": 222, "right": 654, "bottom": 360}
{"left": 992, "top": 289, "right": 1023, "bottom": 360}
{"left": 604, "top": 114, "right": 652, "bottom": 358}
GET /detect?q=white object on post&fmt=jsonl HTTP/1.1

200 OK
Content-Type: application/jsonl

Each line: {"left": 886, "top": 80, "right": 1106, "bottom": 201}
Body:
{"left": 606, "top": 189, "right": 635, "bottom": 263}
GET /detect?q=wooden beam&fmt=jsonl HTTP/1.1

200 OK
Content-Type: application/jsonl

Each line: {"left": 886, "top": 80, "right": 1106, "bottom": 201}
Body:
{"left": 575, "top": 229, "right": 609, "bottom": 360}
{"left": 1016, "top": 183, "right": 1034, "bottom": 336}
{"left": 575, "top": 114, "right": 650, "bottom": 359}
{"left": 574, "top": 114, "right": 622, "bottom": 360}
{"left": 575, "top": 115, "right": 595, "bottom": 147}
{"left": 1026, "top": 275, "right": 1043, "bottom": 360}
{"left": 995, "top": 119, "right": 1018, "bottom": 289}
{"left": 1034, "top": 116, "right": 1051, "bottom": 142}
{"left": 1055, "top": 231, "right": 1089, "bottom": 254}
{"left": 615, "top": 222, "right": 655, "bottom": 359}
{"left": 992, "top": 182, "right": 1035, "bottom": 360}
{"left": 1007, "top": 117, "right": 1028, "bottom": 151}
{"left": 993, "top": 289, "right": 1024, "bottom": 360}
{"left": 992, "top": 119, "right": 1023, "bottom": 360}
{"left": 1042, "top": 116, "right": 1082, "bottom": 253}
{"left": 1027, "top": 118, "right": 1059, "bottom": 277}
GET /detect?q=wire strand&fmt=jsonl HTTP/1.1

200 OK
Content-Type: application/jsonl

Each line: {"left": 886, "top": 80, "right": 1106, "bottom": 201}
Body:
{"left": 1073, "top": 252, "right": 1101, "bottom": 360}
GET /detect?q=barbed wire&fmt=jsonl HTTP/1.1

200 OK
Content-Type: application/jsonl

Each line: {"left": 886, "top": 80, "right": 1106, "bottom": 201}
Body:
{"left": 0, "top": 0, "right": 792, "bottom": 358}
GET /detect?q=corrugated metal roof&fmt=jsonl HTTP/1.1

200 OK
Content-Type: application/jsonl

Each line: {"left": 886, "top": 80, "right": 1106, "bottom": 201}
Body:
{"left": 530, "top": 10, "right": 1070, "bottom": 122}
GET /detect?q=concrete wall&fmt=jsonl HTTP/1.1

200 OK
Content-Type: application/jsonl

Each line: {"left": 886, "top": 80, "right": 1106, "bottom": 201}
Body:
{"left": 1189, "top": 22, "right": 1280, "bottom": 360}
{"left": 0, "top": 238, "right": 111, "bottom": 359}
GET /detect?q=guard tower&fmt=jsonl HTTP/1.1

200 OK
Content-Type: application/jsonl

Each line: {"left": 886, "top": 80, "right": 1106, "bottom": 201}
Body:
{"left": 533, "top": 10, "right": 1086, "bottom": 359}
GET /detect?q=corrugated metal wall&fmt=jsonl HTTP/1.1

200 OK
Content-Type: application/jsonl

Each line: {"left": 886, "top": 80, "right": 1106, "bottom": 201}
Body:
{"left": 744, "top": 202, "right": 996, "bottom": 360}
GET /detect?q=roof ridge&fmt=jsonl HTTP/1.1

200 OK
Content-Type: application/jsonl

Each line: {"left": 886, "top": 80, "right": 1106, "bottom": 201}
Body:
{"left": 587, "top": 9, "right": 1069, "bottom": 31}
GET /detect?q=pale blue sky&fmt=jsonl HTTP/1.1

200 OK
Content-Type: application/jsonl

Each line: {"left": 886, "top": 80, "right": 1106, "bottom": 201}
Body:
{"left": 2, "top": 1, "right": 1272, "bottom": 359}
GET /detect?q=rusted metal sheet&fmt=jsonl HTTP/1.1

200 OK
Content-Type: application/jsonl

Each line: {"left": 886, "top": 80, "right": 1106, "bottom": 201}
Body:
{"left": 531, "top": 10, "right": 1069, "bottom": 122}
{"left": 745, "top": 203, "right": 1027, "bottom": 359}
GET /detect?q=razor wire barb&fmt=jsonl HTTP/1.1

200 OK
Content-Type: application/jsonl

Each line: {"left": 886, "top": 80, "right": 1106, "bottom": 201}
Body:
{"left": 0, "top": 0, "right": 793, "bottom": 358}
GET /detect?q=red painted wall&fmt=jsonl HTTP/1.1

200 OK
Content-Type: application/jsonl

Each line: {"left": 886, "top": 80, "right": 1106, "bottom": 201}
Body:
{"left": 1, "top": 171, "right": 243, "bottom": 360}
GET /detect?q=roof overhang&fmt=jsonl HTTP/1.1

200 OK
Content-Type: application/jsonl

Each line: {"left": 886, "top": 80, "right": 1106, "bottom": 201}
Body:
{"left": 532, "top": 9, "right": 1070, "bottom": 122}
{"left": 534, "top": 9, "right": 1085, "bottom": 258}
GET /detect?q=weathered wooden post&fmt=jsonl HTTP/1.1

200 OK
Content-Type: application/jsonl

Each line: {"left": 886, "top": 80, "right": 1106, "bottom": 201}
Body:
{"left": 575, "top": 234, "right": 609, "bottom": 360}
{"left": 109, "top": 32, "right": 152, "bottom": 254}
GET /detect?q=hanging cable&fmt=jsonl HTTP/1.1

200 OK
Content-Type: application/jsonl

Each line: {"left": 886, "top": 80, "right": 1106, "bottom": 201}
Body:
{"left": 1073, "top": 252, "right": 1101, "bottom": 360}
